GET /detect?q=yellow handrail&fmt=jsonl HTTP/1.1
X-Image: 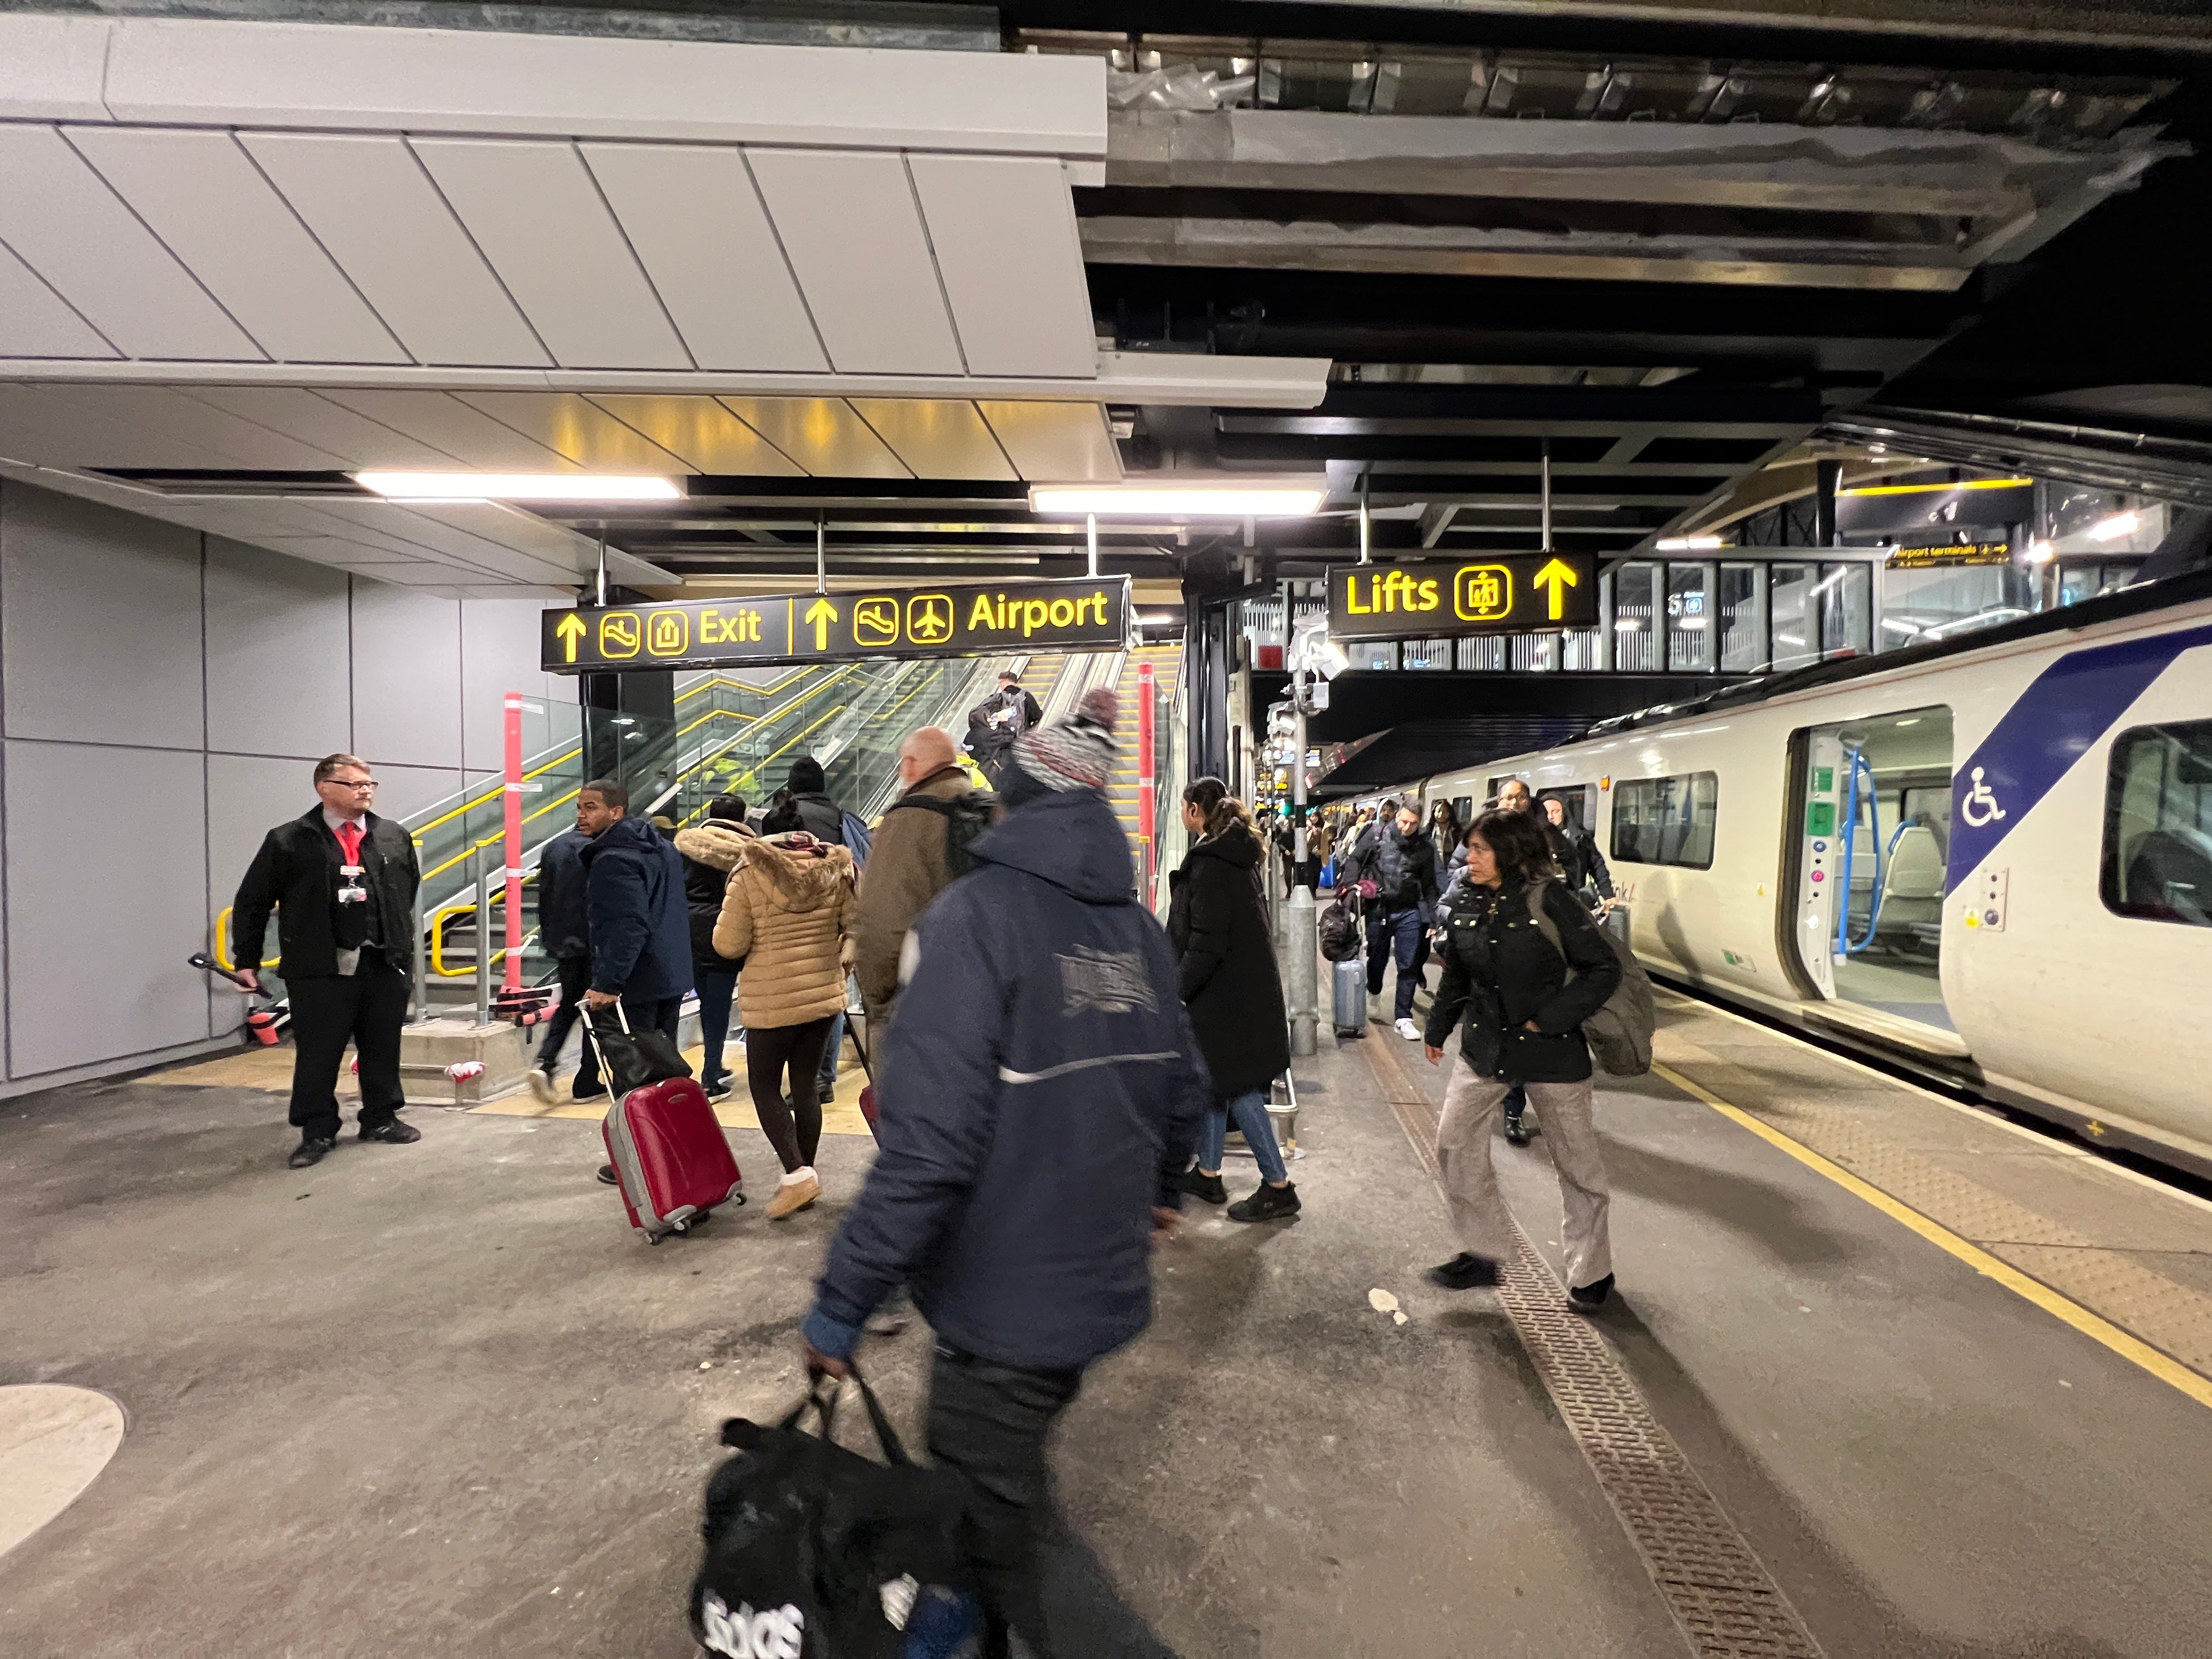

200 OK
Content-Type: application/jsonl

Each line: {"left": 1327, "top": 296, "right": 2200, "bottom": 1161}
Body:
{"left": 426, "top": 867, "right": 540, "bottom": 977}
{"left": 409, "top": 743, "right": 585, "bottom": 839}
{"left": 210, "top": 906, "right": 281, "bottom": 973}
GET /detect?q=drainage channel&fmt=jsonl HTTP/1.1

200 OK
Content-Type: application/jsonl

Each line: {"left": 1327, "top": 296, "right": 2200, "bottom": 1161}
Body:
{"left": 1363, "top": 1034, "right": 1826, "bottom": 1659}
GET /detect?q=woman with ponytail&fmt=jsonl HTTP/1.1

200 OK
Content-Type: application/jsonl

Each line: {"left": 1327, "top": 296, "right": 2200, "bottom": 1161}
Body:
{"left": 1164, "top": 776, "right": 1300, "bottom": 1221}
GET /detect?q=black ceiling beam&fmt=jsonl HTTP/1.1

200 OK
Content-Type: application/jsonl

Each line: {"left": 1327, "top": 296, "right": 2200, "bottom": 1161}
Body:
{"left": 1248, "top": 668, "right": 1746, "bottom": 744}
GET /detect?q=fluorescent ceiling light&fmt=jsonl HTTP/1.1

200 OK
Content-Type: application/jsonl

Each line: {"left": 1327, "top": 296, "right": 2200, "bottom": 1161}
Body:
{"left": 2024, "top": 538, "right": 2056, "bottom": 563}
{"left": 2086, "top": 511, "right": 2139, "bottom": 543}
{"left": 354, "top": 472, "right": 681, "bottom": 503}
{"left": 1655, "top": 535, "right": 1724, "bottom": 551}
{"left": 1029, "top": 477, "right": 1327, "bottom": 518}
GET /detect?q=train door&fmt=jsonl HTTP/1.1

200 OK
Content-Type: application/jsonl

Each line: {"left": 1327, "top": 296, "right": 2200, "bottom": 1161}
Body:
{"left": 1791, "top": 706, "right": 1956, "bottom": 1031}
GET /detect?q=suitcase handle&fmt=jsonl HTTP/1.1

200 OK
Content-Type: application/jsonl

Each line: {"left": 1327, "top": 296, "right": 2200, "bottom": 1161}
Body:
{"left": 579, "top": 997, "right": 632, "bottom": 1077}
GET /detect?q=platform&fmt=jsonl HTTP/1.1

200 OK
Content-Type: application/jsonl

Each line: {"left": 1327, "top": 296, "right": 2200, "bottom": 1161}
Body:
{"left": 3, "top": 987, "right": 2210, "bottom": 1655}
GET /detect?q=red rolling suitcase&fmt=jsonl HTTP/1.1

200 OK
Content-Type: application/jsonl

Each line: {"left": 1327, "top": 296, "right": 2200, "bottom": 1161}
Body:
{"left": 590, "top": 1015, "right": 743, "bottom": 1243}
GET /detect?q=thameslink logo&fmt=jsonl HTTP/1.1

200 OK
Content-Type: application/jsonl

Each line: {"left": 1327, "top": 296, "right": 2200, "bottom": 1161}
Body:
{"left": 1057, "top": 947, "right": 1157, "bottom": 1016}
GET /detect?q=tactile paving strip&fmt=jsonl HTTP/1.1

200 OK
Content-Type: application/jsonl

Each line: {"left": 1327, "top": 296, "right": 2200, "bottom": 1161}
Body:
{"left": 1365, "top": 1037, "right": 1825, "bottom": 1659}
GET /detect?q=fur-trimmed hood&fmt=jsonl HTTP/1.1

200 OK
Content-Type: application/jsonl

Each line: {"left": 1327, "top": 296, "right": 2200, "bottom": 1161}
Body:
{"left": 673, "top": 820, "right": 755, "bottom": 873}
{"left": 737, "top": 830, "right": 854, "bottom": 913}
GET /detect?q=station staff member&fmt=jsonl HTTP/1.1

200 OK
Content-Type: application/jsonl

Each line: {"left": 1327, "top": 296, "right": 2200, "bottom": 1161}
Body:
{"left": 233, "top": 753, "right": 423, "bottom": 1169}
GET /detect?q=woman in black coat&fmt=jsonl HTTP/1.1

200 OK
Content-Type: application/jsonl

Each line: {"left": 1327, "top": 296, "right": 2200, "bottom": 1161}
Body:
{"left": 1165, "top": 777, "right": 1299, "bottom": 1222}
{"left": 1421, "top": 808, "right": 1623, "bottom": 1305}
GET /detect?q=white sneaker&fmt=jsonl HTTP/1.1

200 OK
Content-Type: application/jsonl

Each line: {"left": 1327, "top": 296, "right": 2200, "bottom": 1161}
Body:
{"left": 1395, "top": 1018, "right": 1422, "bottom": 1041}
{"left": 527, "top": 1065, "right": 557, "bottom": 1104}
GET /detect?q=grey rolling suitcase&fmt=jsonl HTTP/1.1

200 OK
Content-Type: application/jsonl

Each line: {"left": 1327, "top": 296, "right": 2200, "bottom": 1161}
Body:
{"left": 1601, "top": 902, "right": 1630, "bottom": 945}
{"left": 1333, "top": 956, "right": 1368, "bottom": 1038}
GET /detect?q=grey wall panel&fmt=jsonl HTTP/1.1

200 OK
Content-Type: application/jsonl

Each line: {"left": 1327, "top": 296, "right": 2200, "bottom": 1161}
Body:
{"left": 369, "top": 761, "right": 464, "bottom": 825}
{"left": 5, "top": 738, "right": 210, "bottom": 1075}
{"left": 1, "top": 482, "right": 205, "bottom": 751}
{"left": 349, "top": 583, "right": 461, "bottom": 771}
{"left": 204, "top": 535, "right": 351, "bottom": 761}
{"left": 206, "top": 748, "right": 321, "bottom": 996}
{"left": 460, "top": 596, "right": 566, "bottom": 774}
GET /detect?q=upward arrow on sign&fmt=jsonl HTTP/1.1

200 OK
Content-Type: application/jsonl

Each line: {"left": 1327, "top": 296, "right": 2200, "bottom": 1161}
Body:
{"left": 1533, "top": 557, "right": 1579, "bottom": 620}
{"left": 803, "top": 597, "right": 839, "bottom": 651}
{"left": 555, "top": 612, "right": 588, "bottom": 663}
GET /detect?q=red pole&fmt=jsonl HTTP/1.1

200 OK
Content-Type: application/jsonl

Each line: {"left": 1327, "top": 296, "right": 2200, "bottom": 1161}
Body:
{"left": 1136, "top": 661, "right": 1156, "bottom": 889}
{"left": 503, "top": 690, "right": 524, "bottom": 992}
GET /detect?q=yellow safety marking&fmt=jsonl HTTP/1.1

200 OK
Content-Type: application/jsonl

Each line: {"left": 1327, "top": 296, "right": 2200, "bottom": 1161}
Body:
{"left": 1652, "top": 1059, "right": 2212, "bottom": 1412}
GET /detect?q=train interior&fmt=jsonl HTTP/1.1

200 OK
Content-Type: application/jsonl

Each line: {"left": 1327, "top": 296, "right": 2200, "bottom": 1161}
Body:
{"left": 1805, "top": 707, "right": 1957, "bottom": 1031}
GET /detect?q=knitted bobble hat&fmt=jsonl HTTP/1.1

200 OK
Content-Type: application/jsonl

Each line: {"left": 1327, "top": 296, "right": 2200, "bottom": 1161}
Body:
{"left": 1005, "top": 686, "right": 1121, "bottom": 801}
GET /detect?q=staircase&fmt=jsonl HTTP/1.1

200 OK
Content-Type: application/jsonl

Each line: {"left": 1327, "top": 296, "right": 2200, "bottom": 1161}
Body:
{"left": 1107, "top": 645, "right": 1182, "bottom": 878}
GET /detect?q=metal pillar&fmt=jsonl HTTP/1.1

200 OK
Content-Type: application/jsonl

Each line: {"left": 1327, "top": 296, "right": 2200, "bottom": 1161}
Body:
{"left": 471, "top": 839, "right": 492, "bottom": 1028}
{"left": 1087, "top": 512, "right": 1099, "bottom": 578}
{"left": 411, "top": 892, "right": 429, "bottom": 1023}
{"left": 1541, "top": 438, "right": 1553, "bottom": 551}
{"left": 1286, "top": 694, "right": 1316, "bottom": 1053}
{"left": 502, "top": 690, "right": 524, "bottom": 995}
{"left": 1358, "top": 472, "right": 1372, "bottom": 563}
{"left": 1137, "top": 659, "right": 1156, "bottom": 894}
{"left": 815, "top": 515, "right": 827, "bottom": 593}
{"left": 1815, "top": 459, "right": 1842, "bottom": 549}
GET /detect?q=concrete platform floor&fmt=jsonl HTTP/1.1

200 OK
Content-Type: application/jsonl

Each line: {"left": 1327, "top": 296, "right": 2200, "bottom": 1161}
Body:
{"left": 4, "top": 990, "right": 2211, "bottom": 1657}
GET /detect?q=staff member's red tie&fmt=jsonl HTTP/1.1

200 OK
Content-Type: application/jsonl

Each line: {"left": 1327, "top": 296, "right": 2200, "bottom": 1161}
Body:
{"left": 337, "top": 821, "right": 364, "bottom": 866}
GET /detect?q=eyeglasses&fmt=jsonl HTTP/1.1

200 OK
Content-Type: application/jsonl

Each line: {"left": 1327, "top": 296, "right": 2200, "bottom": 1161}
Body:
{"left": 327, "top": 778, "right": 377, "bottom": 791}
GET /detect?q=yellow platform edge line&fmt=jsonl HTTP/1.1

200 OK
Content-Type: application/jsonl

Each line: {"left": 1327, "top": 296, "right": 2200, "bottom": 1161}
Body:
{"left": 1650, "top": 1059, "right": 2212, "bottom": 1414}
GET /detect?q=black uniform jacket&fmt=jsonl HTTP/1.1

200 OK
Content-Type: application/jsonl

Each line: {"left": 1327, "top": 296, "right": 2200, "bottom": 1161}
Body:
{"left": 1165, "top": 826, "right": 1291, "bottom": 1101}
{"left": 232, "top": 808, "right": 421, "bottom": 980}
{"left": 1424, "top": 879, "right": 1621, "bottom": 1083}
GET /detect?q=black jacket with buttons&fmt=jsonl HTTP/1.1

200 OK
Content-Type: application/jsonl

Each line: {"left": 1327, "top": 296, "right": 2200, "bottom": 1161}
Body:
{"left": 231, "top": 808, "right": 421, "bottom": 981}
{"left": 1424, "top": 878, "right": 1621, "bottom": 1082}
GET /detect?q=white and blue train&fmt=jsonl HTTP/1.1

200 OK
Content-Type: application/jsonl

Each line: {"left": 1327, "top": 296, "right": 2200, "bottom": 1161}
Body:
{"left": 1378, "top": 575, "right": 2212, "bottom": 1175}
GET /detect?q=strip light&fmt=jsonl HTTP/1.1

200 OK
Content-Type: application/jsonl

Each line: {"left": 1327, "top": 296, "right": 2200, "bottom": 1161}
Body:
{"left": 1656, "top": 535, "right": 1724, "bottom": 551}
{"left": 2086, "top": 511, "right": 2140, "bottom": 543}
{"left": 355, "top": 472, "right": 682, "bottom": 503}
{"left": 1029, "top": 478, "right": 1327, "bottom": 518}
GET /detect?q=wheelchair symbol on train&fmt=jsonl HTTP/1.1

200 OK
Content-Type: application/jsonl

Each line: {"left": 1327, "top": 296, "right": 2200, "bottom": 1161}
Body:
{"left": 1959, "top": 766, "right": 2006, "bottom": 828}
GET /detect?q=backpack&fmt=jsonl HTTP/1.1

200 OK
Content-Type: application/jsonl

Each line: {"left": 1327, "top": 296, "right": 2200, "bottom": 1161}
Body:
{"left": 1318, "top": 892, "right": 1363, "bottom": 962}
{"left": 1522, "top": 881, "right": 1655, "bottom": 1076}
{"left": 891, "top": 793, "right": 994, "bottom": 879}
{"left": 838, "top": 810, "right": 873, "bottom": 872}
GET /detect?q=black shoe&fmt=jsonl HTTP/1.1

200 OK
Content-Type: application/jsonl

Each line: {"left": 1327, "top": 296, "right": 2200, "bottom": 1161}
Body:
{"left": 1502, "top": 1108, "right": 1532, "bottom": 1148}
{"left": 596, "top": 1163, "right": 619, "bottom": 1186}
{"left": 1171, "top": 1167, "right": 1227, "bottom": 1205}
{"left": 572, "top": 1082, "right": 608, "bottom": 1102}
{"left": 1227, "top": 1182, "right": 1300, "bottom": 1222}
{"left": 702, "top": 1074, "right": 733, "bottom": 1103}
{"left": 358, "top": 1119, "right": 421, "bottom": 1144}
{"left": 287, "top": 1136, "right": 335, "bottom": 1169}
{"left": 1425, "top": 1252, "right": 1500, "bottom": 1291}
{"left": 1568, "top": 1273, "right": 1615, "bottom": 1311}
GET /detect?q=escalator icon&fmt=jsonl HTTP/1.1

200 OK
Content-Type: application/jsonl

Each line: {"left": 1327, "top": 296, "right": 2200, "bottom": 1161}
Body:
{"left": 854, "top": 597, "right": 900, "bottom": 647}
{"left": 907, "top": 594, "right": 955, "bottom": 646}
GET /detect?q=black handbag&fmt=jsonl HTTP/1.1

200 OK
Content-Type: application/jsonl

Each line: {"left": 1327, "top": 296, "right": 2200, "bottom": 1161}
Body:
{"left": 587, "top": 1002, "right": 692, "bottom": 1099}
{"left": 692, "top": 1370, "right": 977, "bottom": 1658}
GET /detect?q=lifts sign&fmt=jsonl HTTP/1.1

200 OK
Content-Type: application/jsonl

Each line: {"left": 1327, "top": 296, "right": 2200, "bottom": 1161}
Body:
{"left": 541, "top": 577, "right": 1131, "bottom": 673}
{"left": 1326, "top": 555, "right": 1599, "bottom": 640}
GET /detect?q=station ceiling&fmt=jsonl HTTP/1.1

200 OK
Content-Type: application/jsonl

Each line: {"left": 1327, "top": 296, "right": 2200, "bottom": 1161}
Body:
{"left": 0, "top": 2, "right": 2205, "bottom": 594}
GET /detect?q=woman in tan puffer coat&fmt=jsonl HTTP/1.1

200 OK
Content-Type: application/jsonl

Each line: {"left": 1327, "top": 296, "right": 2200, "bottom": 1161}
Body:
{"left": 699, "top": 815, "right": 856, "bottom": 1218}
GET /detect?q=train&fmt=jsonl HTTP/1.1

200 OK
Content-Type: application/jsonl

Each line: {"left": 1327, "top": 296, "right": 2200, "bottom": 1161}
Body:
{"left": 1361, "top": 571, "right": 2212, "bottom": 1177}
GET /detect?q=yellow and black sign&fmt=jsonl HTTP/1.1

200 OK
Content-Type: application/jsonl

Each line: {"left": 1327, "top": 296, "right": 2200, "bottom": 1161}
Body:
{"left": 1327, "top": 554, "right": 1598, "bottom": 641}
{"left": 1884, "top": 540, "right": 2012, "bottom": 570}
{"left": 541, "top": 577, "right": 1131, "bottom": 673}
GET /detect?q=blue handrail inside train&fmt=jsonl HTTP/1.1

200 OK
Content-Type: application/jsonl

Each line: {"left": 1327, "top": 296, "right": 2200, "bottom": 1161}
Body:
{"left": 1836, "top": 743, "right": 1886, "bottom": 958}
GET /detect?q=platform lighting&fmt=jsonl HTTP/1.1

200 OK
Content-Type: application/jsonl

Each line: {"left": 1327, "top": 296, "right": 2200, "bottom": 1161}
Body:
{"left": 354, "top": 472, "right": 682, "bottom": 503}
{"left": 1655, "top": 535, "right": 1725, "bottom": 551}
{"left": 2024, "top": 538, "right": 2056, "bottom": 563}
{"left": 1028, "top": 478, "right": 1327, "bottom": 518}
{"left": 2086, "top": 511, "right": 2140, "bottom": 543}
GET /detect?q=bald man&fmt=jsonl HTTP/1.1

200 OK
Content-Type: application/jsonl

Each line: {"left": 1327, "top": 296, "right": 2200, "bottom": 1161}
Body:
{"left": 853, "top": 726, "right": 996, "bottom": 1028}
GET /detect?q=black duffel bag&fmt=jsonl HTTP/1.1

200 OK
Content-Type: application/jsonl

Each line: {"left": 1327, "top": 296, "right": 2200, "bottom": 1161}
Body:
{"left": 692, "top": 1370, "right": 977, "bottom": 1658}
{"left": 586, "top": 1002, "right": 692, "bottom": 1099}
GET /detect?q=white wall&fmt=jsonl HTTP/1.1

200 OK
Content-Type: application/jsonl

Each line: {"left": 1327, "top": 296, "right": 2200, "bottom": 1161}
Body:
{"left": 0, "top": 478, "right": 577, "bottom": 1094}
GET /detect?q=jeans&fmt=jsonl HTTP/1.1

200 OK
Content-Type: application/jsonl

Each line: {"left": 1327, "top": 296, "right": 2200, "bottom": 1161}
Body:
{"left": 286, "top": 951, "right": 409, "bottom": 1139}
{"left": 695, "top": 968, "right": 738, "bottom": 1088}
{"left": 928, "top": 1347, "right": 1083, "bottom": 1659}
{"left": 817, "top": 1005, "right": 846, "bottom": 1093}
{"left": 745, "top": 1015, "right": 832, "bottom": 1172}
{"left": 1197, "top": 1089, "right": 1288, "bottom": 1184}
{"left": 535, "top": 956, "right": 595, "bottom": 1092}
{"left": 1365, "top": 905, "right": 1429, "bottom": 1022}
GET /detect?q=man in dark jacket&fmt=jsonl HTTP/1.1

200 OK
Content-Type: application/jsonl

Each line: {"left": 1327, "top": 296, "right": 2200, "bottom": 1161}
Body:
{"left": 853, "top": 726, "right": 992, "bottom": 1029}
{"left": 575, "top": 779, "right": 692, "bottom": 1041}
{"left": 963, "top": 669, "right": 1042, "bottom": 789}
{"left": 526, "top": 823, "right": 596, "bottom": 1103}
{"left": 232, "top": 752, "right": 422, "bottom": 1167}
{"left": 1348, "top": 801, "right": 1442, "bottom": 1040}
{"left": 686, "top": 795, "right": 752, "bottom": 1101}
{"left": 801, "top": 688, "right": 1206, "bottom": 1659}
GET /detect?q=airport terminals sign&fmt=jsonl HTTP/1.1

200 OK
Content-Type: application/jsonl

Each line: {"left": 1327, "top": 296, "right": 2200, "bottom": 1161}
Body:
{"left": 541, "top": 577, "right": 1131, "bottom": 673}
{"left": 1327, "top": 555, "right": 1599, "bottom": 640}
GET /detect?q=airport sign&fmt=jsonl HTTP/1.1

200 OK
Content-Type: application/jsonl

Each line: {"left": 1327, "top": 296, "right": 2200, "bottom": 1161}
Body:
{"left": 541, "top": 576, "right": 1131, "bottom": 673}
{"left": 1327, "top": 554, "right": 1599, "bottom": 640}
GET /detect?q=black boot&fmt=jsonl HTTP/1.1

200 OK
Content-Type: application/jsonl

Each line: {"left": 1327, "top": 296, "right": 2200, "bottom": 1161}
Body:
{"left": 1425, "top": 1252, "right": 1500, "bottom": 1290}
{"left": 1568, "top": 1273, "right": 1615, "bottom": 1311}
{"left": 1227, "top": 1182, "right": 1300, "bottom": 1222}
{"left": 287, "top": 1136, "right": 335, "bottom": 1169}
{"left": 1171, "top": 1167, "right": 1227, "bottom": 1205}
{"left": 1502, "top": 1087, "right": 1533, "bottom": 1147}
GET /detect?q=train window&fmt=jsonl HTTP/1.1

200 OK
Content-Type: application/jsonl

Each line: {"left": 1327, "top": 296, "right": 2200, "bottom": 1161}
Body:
{"left": 2102, "top": 720, "right": 2212, "bottom": 928}
{"left": 1538, "top": 786, "right": 1595, "bottom": 833}
{"left": 1611, "top": 772, "right": 1718, "bottom": 869}
{"left": 1452, "top": 795, "right": 1475, "bottom": 827}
